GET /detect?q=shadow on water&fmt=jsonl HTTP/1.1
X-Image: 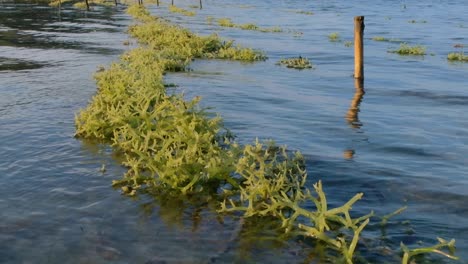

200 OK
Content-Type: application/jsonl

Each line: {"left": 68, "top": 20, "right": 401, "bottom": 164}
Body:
{"left": 397, "top": 90, "right": 468, "bottom": 106}
{"left": 123, "top": 187, "right": 308, "bottom": 263}
{"left": 0, "top": 56, "right": 47, "bottom": 71}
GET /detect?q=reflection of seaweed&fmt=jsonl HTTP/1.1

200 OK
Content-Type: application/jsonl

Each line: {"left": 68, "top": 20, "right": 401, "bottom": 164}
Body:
{"left": 234, "top": 216, "right": 292, "bottom": 262}
{"left": 139, "top": 186, "right": 221, "bottom": 230}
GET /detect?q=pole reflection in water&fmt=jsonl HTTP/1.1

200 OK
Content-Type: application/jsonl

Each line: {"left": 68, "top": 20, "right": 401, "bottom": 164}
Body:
{"left": 344, "top": 79, "right": 365, "bottom": 159}
{"left": 346, "top": 78, "right": 365, "bottom": 129}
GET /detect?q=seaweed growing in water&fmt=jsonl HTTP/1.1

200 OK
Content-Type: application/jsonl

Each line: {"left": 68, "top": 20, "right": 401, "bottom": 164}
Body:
{"left": 75, "top": 4, "right": 458, "bottom": 263}
{"left": 390, "top": 43, "right": 426, "bottom": 55}
{"left": 448, "top": 44, "right": 468, "bottom": 62}
{"left": 217, "top": 17, "right": 283, "bottom": 33}
{"left": 276, "top": 56, "right": 313, "bottom": 69}
{"left": 168, "top": 5, "right": 196, "bottom": 16}
{"left": 328, "top": 32, "right": 341, "bottom": 42}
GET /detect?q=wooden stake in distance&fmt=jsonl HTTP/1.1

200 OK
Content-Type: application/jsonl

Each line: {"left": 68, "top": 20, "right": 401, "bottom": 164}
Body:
{"left": 354, "top": 16, "right": 364, "bottom": 79}
{"left": 199, "top": 0, "right": 202, "bottom": 9}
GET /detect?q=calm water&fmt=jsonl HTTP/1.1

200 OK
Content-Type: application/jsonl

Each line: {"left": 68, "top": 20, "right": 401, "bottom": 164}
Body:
{"left": 1, "top": 0, "right": 468, "bottom": 263}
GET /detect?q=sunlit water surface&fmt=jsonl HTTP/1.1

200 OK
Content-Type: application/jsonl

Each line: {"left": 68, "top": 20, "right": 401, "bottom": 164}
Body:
{"left": 1, "top": 0, "right": 468, "bottom": 263}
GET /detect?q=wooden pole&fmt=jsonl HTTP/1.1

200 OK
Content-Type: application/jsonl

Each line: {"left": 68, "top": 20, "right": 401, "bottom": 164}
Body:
{"left": 171, "top": 0, "right": 174, "bottom": 5}
{"left": 354, "top": 16, "right": 364, "bottom": 79}
{"left": 199, "top": 0, "right": 202, "bottom": 9}
{"left": 156, "top": 0, "right": 159, "bottom": 6}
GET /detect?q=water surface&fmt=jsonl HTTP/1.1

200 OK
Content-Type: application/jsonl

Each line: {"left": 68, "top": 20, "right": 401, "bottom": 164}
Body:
{"left": 1, "top": 0, "right": 468, "bottom": 263}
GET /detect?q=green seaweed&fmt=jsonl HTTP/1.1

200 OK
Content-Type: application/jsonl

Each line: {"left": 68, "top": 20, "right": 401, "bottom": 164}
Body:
{"left": 448, "top": 52, "right": 468, "bottom": 61}
{"left": 372, "top": 36, "right": 388, "bottom": 41}
{"left": 217, "top": 17, "right": 283, "bottom": 33}
{"left": 372, "top": 36, "right": 402, "bottom": 43}
{"left": 276, "top": 56, "right": 313, "bottom": 69}
{"left": 448, "top": 45, "right": 468, "bottom": 62}
{"left": 169, "top": 5, "right": 196, "bottom": 16}
{"left": 328, "top": 32, "right": 340, "bottom": 42}
{"left": 218, "top": 18, "right": 235, "bottom": 27}
{"left": 296, "top": 10, "right": 313, "bottom": 15}
{"left": 75, "top": 4, "right": 459, "bottom": 264}
{"left": 401, "top": 238, "right": 458, "bottom": 264}
{"left": 390, "top": 43, "right": 426, "bottom": 55}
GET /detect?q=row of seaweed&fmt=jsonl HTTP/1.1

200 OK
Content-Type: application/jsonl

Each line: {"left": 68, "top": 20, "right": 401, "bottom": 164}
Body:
{"left": 161, "top": 2, "right": 466, "bottom": 62}
{"left": 75, "top": 4, "right": 458, "bottom": 263}
{"left": 209, "top": 17, "right": 283, "bottom": 33}
{"left": 47, "top": 0, "right": 467, "bottom": 63}
{"left": 330, "top": 32, "right": 466, "bottom": 60}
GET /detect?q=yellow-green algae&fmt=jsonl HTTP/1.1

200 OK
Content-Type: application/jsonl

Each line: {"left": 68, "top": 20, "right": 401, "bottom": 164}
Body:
{"left": 168, "top": 5, "right": 196, "bottom": 16}
{"left": 217, "top": 17, "right": 283, "bottom": 33}
{"left": 76, "top": 5, "right": 265, "bottom": 193}
{"left": 75, "top": 5, "right": 458, "bottom": 263}
{"left": 276, "top": 56, "right": 313, "bottom": 69}
{"left": 448, "top": 52, "right": 468, "bottom": 62}
{"left": 390, "top": 43, "right": 426, "bottom": 55}
{"left": 328, "top": 32, "right": 340, "bottom": 42}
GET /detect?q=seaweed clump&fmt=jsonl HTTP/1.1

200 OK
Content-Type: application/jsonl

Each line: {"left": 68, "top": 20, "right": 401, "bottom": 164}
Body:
{"left": 168, "top": 5, "right": 196, "bottom": 16}
{"left": 390, "top": 43, "right": 426, "bottom": 55}
{"left": 217, "top": 17, "right": 283, "bottom": 33}
{"left": 448, "top": 44, "right": 468, "bottom": 62}
{"left": 276, "top": 56, "right": 313, "bottom": 69}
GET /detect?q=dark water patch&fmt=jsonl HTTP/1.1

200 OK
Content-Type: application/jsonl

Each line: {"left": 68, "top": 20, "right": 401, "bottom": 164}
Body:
{"left": 398, "top": 90, "right": 468, "bottom": 105}
{"left": 374, "top": 145, "right": 442, "bottom": 158}
{"left": 0, "top": 28, "right": 123, "bottom": 54}
{"left": 45, "top": 21, "right": 124, "bottom": 34}
{"left": 0, "top": 3, "right": 126, "bottom": 54}
{"left": 0, "top": 57, "right": 47, "bottom": 71}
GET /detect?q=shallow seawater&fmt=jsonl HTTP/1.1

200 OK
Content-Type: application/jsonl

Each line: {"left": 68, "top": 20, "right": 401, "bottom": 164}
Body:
{"left": 1, "top": 0, "right": 468, "bottom": 263}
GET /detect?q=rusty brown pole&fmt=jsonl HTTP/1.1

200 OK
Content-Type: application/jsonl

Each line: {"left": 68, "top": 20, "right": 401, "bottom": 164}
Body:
{"left": 354, "top": 16, "right": 364, "bottom": 79}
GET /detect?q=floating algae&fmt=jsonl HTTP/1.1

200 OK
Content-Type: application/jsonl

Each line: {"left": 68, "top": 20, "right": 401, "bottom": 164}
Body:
{"left": 276, "top": 56, "right": 313, "bottom": 69}
{"left": 217, "top": 17, "right": 283, "bottom": 33}
{"left": 390, "top": 43, "right": 426, "bottom": 55}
